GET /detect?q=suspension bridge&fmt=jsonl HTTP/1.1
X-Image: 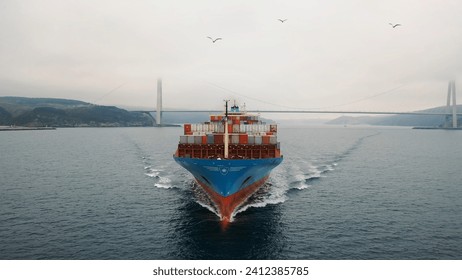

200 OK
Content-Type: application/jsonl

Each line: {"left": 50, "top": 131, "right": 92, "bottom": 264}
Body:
{"left": 139, "top": 79, "right": 461, "bottom": 129}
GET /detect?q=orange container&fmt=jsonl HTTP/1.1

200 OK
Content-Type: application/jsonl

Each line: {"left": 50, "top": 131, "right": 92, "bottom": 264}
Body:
{"left": 227, "top": 124, "right": 233, "bottom": 133}
{"left": 202, "top": 135, "right": 207, "bottom": 144}
{"left": 262, "top": 135, "right": 270, "bottom": 144}
{"left": 239, "top": 134, "right": 248, "bottom": 144}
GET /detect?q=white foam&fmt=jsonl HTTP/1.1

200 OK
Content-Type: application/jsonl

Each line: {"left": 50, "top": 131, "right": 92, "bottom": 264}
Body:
{"left": 154, "top": 183, "right": 172, "bottom": 189}
{"left": 145, "top": 172, "right": 160, "bottom": 178}
{"left": 145, "top": 167, "right": 163, "bottom": 178}
{"left": 235, "top": 195, "right": 287, "bottom": 215}
{"left": 195, "top": 200, "right": 220, "bottom": 217}
{"left": 154, "top": 177, "right": 172, "bottom": 188}
{"left": 296, "top": 184, "right": 310, "bottom": 190}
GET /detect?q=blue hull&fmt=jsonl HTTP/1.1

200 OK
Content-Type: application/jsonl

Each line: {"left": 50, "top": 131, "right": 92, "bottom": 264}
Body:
{"left": 173, "top": 156, "right": 283, "bottom": 197}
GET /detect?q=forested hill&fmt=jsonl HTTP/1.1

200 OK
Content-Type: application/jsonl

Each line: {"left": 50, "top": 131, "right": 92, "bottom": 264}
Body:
{"left": 0, "top": 96, "right": 154, "bottom": 127}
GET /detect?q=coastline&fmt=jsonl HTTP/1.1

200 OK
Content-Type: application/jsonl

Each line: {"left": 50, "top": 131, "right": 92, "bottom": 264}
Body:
{"left": 0, "top": 126, "right": 56, "bottom": 131}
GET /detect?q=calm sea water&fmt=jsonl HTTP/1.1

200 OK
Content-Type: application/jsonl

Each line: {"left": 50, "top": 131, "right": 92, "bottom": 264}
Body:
{"left": 0, "top": 126, "right": 461, "bottom": 260}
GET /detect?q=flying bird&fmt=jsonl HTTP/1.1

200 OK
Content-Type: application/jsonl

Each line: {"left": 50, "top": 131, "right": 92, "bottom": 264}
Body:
{"left": 389, "top": 23, "right": 401, "bottom": 28}
{"left": 278, "top": 19, "right": 287, "bottom": 23}
{"left": 207, "top": 36, "right": 222, "bottom": 43}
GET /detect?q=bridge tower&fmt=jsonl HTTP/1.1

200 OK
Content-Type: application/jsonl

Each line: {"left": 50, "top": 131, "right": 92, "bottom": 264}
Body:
{"left": 156, "top": 78, "right": 162, "bottom": 126}
{"left": 445, "top": 80, "right": 458, "bottom": 128}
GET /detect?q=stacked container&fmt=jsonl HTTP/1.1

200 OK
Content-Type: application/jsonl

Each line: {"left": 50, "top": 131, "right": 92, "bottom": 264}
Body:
{"left": 178, "top": 113, "right": 280, "bottom": 158}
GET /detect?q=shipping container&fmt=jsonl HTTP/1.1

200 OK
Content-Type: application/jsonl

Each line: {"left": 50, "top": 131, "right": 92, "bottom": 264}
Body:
{"left": 269, "top": 135, "right": 277, "bottom": 144}
{"left": 239, "top": 134, "right": 248, "bottom": 144}
{"left": 207, "top": 134, "right": 214, "bottom": 144}
{"left": 214, "top": 134, "right": 224, "bottom": 144}
{"left": 231, "top": 135, "right": 239, "bottom": 144}
{"left": 194, "top": 136, "right": 202, "bottom": 144}
{"left": 248, "top": 136, "right": 255, "bottom": 144}
{"left": 187, "top": 136, "right": 195, "bottom": 144}
{"left": 255, "top": 136, "right": 262, "bottom": 145}
{"left": 218, "top": 124, "right": 224, "bottom": 133}
{"left": 180, "top": 136, "right": 188, "bottom": 144}
{"left": 184, "top": 124, "right": 191, "bottom": 134}
{"left": 262, "top": 135, "right": 270, "bottom": 144}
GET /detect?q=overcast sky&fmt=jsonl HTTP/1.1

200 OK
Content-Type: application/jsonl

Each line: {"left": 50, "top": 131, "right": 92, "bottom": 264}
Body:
{"left": 1, "top": 0, "right": 461, "bottom": 113}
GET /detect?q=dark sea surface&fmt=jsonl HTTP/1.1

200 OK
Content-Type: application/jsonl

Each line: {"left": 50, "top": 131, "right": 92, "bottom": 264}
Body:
{"left": 1, "top": 126, "right": 461, "bottom": 260}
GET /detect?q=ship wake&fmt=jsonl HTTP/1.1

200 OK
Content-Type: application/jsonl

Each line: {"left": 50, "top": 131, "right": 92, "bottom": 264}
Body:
{"left": 185, "top": 161, "right": 342, "bottom": 222}
{"left": 143, "top": 156, "right": 190, "bottom": 190}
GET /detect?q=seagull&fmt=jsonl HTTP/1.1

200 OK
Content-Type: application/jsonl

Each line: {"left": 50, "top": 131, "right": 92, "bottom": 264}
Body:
{"left": 389, "top": 23, "right": 401, "bottom": 28}
{"left": 207, "top": 36, "right": 222, "bottom": 43}
{"left": 278, "top": 19, "right": 287, "bottom": 23}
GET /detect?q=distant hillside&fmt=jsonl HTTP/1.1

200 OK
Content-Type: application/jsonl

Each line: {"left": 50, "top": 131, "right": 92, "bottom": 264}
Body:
{"left": 327, "top": 105, "right": 462, "bottom": 127}
{"left": 0, "top": 96, "right": 154, "bottom": 127}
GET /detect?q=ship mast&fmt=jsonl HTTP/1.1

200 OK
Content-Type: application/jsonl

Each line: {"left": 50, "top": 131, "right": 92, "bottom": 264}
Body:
{"left": 224, "top": 100, "right": 229, "bottom": 159}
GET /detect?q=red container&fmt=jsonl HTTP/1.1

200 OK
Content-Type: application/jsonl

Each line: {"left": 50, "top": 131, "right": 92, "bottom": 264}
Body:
{"left": 214, "top": 134, "right": 224, "bottom": 144}
{"left": 184, "top": 124, "right": 191, "bottom": 134}
{"left": 262, "top": 135, "right": 270, "bottom": 144}
{"left": 239, "top": 134, "right": 248, "bottom": 144}
{"left": 202, "top": 135, "right": 207, "bottom": 144}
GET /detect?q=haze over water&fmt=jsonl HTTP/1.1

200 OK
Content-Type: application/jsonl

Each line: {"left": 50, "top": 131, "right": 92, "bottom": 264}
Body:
{"left": 0, "top": 126, "right": 461, "bottom": 259}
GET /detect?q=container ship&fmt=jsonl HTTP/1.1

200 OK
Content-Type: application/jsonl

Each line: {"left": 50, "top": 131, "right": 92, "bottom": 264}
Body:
{"left": 173, "top": 101, "right": 283, "bottom": 222}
